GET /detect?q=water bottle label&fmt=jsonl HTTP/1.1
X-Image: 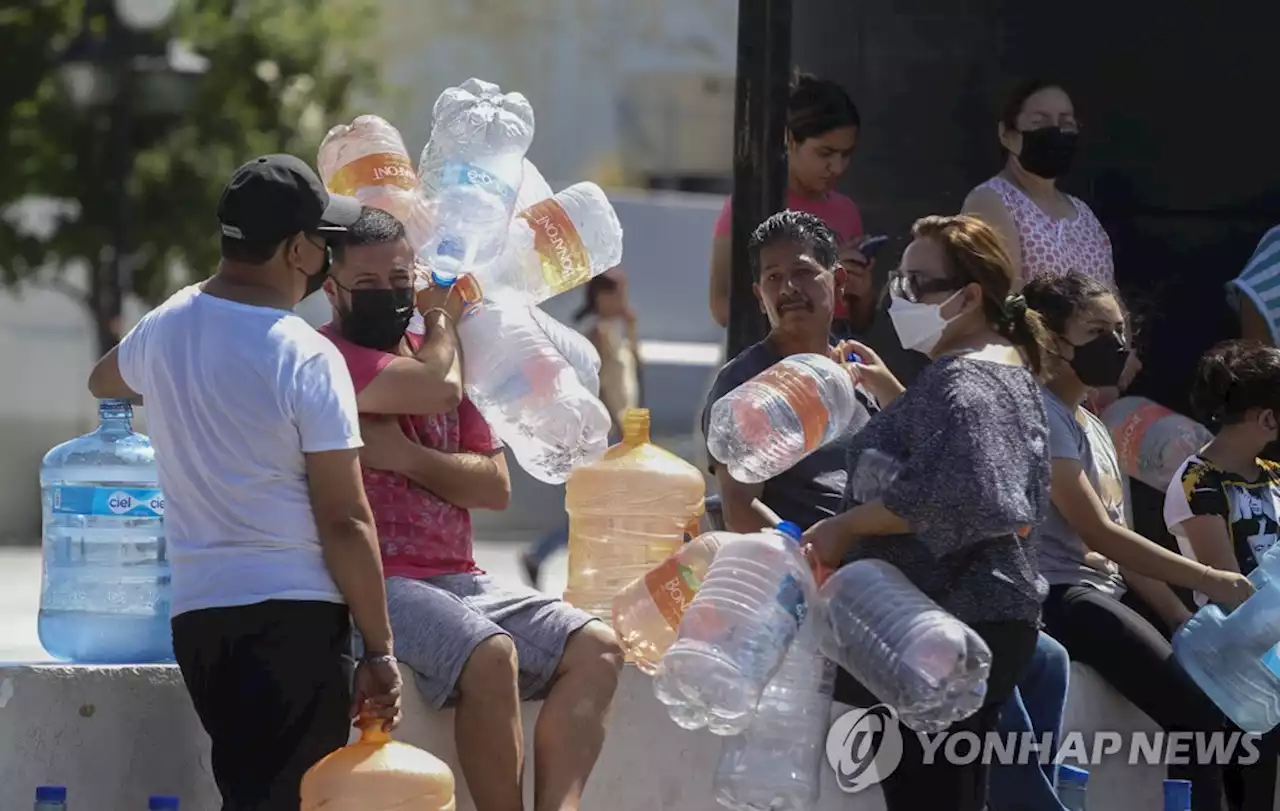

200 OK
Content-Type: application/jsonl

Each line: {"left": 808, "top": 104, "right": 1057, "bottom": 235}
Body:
{"left": 328, "top": 151, "right": 418, "bottom": 195}
{"left": 51, "top": 486, "right": 164, "bottom": 517}
{"left": 776, "top": 573, "right": 808, "bottom": 626}
{"left": 518, "top": 198, "right": 591, "bottom": 294}
{"left": 744, "top": 362, "right": 828, "bottom": 452}
{"left": 1261, "top": 643, "right": 1280, "bottom": 679}
{"left": 644, "top": 557, "right": 702, "bottom": 629}
{"left": 438, "top": 160, "right": 517, "bottom": 205}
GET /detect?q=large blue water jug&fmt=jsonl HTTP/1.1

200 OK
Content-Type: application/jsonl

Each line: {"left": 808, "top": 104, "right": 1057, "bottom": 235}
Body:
{"left": 1172, "top": 542, "right": 1280, "bottom": 733}
{"left": 39, "top": 399, "right": 173, "bottom": 663}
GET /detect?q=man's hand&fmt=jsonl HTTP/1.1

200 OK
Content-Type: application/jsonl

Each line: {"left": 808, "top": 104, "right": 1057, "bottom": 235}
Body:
{"left": 358, "top": 416, "right": 417, "bottom": 475}
{"left": 838, "top": 242, "right": 874, "bottom": 302}
{"left": 802, "top": 516, "right": 852, "bottom": 571}
{"left": 352, "top": 656, "right": 403, "bottom": 732}
{"left": 415, "top": 276, "right": 469, "bottom": 323}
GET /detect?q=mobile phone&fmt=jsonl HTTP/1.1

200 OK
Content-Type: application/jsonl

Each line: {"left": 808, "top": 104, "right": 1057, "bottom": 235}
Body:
{"left": 857, "top": 235, "right": 890, "bottom": 260}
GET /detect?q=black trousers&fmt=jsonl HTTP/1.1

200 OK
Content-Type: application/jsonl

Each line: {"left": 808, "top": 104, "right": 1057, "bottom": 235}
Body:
{"left": 833, "top": 619, "right": 1041, "bottom": 811}
{"left": 172, "top": 600, "right": 354, "bottom": 811}
{"left": 1042, "top": 584, "right": 1230, "bottom": 811}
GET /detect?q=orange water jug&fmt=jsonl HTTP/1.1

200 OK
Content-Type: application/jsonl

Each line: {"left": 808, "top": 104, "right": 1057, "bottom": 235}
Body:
{"left": 611, "top": 531, "right": 729, "bottom": 673}
{"left": 300, "top": 721, "right": 456, "bottom": 811}
{"left": 563, "top": 408, "right": 705, "bottom": 621}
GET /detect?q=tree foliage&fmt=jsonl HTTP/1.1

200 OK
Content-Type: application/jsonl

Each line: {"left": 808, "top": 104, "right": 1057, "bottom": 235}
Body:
{"left": 0, "top": 0, "right": 381, "bottom": 311}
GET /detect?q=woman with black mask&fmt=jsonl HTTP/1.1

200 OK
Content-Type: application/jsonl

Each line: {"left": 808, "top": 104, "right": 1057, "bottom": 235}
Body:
{"left": 963, "top": 81, "right": 1114, "bottom": 288}
{"left": 1023, "top": 273, "right": 1255, "bottom": 811}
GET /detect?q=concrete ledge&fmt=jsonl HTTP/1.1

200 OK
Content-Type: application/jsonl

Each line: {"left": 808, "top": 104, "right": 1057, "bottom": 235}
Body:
{"left": 0, "top": 662, "right": 1168, "bottom": 810}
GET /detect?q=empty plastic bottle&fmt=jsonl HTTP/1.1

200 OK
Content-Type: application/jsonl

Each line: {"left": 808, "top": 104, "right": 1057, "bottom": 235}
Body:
{"left": 1163, "top": 779, "right": 1192, "bottom": 811}
{"left": 563, "top": 409, "right": 706, "bottom": 620}
{"left": 148, "top": 798, "right": 180, "bottom": 811}
{"left": 713, "top": 619, "right": 836, "bottom": 811}
{"left": 817, "top": 559, "right": 992, "bottom": 734}
{"left": 611, "top": 531, "right": 730, "bottom": 673}
{"left": 1102, "top": 397, "right": 1213, "bottom": 492}
{"left": 653, "top": 522, "right": 815, "bottom": 735}
{"left": 39, "top": 400, "right": 173, "bottom": 663}
{"left": 1173, "top": 540, "right": 1280, "bottom": 733}
{"left": 470, "top": 182, "right": 624, "bottom": 304}
{"left": 458, "top": 292, "right": 611, "bottom": 483}
{"left": 34, "top": 786, "right": 67, "bottom": 811}
{"left": 417, "top": 78, "right": 535, "bottom": 282}
{"left": 528, "top": 304, "right": 601, "bottom": 397}
{"left": 514, "top": 157, "right": 553, "bottom": 212}
{"left": 1057, "top": 765, "right": 1088, "bottom": 810}
{"left": 318, "top": 114, "right": 434, "bottom": 250}
{"left": 707, "top": 354, "right": 859, "bottom": 484}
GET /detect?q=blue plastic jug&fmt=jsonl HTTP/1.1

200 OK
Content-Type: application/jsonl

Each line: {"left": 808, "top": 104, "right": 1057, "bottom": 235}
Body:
{"left": 39, "top": 399, "right": 173, "bottom": 663}
{"left": 1173, "top": 542, "right": 1280, "bottom": 733}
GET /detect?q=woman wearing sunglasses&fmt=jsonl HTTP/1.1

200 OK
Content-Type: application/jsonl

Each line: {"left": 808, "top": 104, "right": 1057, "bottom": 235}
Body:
{"left": 806, "top": 214, "right": 1053, "bottom": 810}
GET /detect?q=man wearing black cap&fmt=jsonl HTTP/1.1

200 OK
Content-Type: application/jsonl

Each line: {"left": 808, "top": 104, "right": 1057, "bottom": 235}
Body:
{"left": 89, "top": 154, "right": 401, "bottom": 810}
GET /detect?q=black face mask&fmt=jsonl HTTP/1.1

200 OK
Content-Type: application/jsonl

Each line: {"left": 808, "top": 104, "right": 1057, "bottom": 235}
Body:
{"left": 338, "top": 287, "right": 415, "bottom": 351}
{"left": 299, "top": 238, "right": 332, "bottom": 300}
{"left": 1017, "top": 127, "right": 1079, "bottom": 180}
{"left": 1069, "top": 331, "right": 1128, "bottom": 388}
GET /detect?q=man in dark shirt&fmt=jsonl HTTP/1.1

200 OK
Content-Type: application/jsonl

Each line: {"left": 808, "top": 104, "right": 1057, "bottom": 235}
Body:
{"left": 702, "top": 210, "right": 875, "bottom": 532}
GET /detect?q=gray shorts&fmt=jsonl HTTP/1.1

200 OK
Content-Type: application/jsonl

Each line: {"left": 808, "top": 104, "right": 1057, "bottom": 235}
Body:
{"left": 386, "top": 573, "right": 598, "bottom": 710}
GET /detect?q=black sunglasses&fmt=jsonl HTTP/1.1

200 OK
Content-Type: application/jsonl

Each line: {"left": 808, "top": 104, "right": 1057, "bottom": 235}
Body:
{"left": 888, "top": 270, "right": 961, "bottom": 304}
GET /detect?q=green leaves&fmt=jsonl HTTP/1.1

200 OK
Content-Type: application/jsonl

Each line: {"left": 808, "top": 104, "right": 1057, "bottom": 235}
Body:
{"left": 0, "top": 0, "right": 381, "bottom": 304}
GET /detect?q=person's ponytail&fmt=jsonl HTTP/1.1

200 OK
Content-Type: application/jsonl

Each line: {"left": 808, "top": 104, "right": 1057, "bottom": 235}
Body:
{"left": 995, "top": 294, "right": 1054, "bottom": 378}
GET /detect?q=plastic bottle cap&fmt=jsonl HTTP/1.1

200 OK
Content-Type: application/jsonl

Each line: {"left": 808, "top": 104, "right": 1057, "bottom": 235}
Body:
{"left": 774, "top": 521, "right": 803, "bottom": 542}
{"left": 149, "top": 796, "right": 181, "bottom": 810}
{"left": 1163, "top": 779, "right": 1192, "bottom": 807}
{"left": 1058, "top": 764, "right": 1089, "bottom": 785}
{"left": 846, "top": 351, "right": 863, "bottom": 364}
{"left": 35, "top": 787, "right": 67, "bottom": 803}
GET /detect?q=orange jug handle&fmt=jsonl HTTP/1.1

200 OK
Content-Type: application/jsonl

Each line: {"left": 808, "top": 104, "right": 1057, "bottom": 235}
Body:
{"left": 355, "top": 714, "right": 393, "bottom": 744}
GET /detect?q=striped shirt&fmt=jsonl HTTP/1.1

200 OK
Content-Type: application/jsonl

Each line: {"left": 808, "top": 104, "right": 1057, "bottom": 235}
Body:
{"left": 1227, "top": 225, "right": 1280, "bottom": 345}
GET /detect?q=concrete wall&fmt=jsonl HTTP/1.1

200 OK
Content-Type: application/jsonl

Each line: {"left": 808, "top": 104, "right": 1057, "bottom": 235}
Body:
{"left": 0, "top": 662, "right": 1183, "bottom": 811}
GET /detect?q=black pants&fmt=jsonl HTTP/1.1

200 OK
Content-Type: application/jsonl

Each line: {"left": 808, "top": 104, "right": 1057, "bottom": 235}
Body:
{"left": 1042, "top": 584, "right": 1229, "bottom": 811}
{"left": 833, "top": 620, "right": 1040, "bottom": 811}
{"left": 172, "top": 600, "right": 354, "bottom": 811}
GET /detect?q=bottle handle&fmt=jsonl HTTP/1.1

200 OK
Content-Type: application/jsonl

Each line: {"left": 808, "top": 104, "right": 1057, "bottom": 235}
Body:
{"left": 355, "top": 714, "right": 392, "bottom": 744}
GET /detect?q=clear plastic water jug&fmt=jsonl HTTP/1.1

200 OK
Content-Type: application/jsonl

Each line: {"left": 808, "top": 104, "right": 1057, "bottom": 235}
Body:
{"left": 39, "top": 399, "right": 173, "bottom": 663}
{"left": 1102, "top": 397, "right": 1213, "bottom": 492}
{"left": 713, "top": 618, "right": 835, "bottom": 811}
{"left": 1173, "top": 541, "right": 1280, "bottom": 733}
{"left": 653, "top": 522, "right": 815, "bottom": 735}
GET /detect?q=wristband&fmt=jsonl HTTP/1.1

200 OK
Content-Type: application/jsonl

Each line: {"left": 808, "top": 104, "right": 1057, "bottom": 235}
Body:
{"left": 1197, "top": 563, "right": 1213, "bottom": 591}
{"left": 421, "top": 307, "right": 453, "bottom": 323}
{"left": 362, "top": 653, "right": 397, "bottom": 666}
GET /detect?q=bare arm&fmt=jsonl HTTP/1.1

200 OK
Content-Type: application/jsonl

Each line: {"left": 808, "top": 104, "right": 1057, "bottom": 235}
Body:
{"left": 714, "top": 467, "right": 768, "bottom": 533}
{"left": 1121, "top": 567, "right": 1194, "bottom": 632}
{"left": 962, "top": 186, "right": 1024, "bottom": 290}
{"left": 1240, "top": 294, "right": 1274, "bottom": 346}
{"left": 356, "top": 310, "right": 463, "bottom": 416}
{"left": 358, "top": 416, "right": 510, "bottom": 511}
{"left": 1051, "top": 458, "right": 1220, "bottom": 590}
{"left": 709, "top": 234, "right": 732, "bottom": 328}
{"left": 1179, "top": 514, "right": 1242, "bottom": 574}
{"left": 306, "top": 448, "right": 394, "bottom": 655}
{"left": 88, "top": 345, "right": 142, "bottom": 402}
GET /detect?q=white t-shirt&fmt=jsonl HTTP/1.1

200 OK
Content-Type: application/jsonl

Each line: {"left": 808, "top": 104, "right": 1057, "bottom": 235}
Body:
{"left": 117, "top": 285, "right": 362, "bottom": 616}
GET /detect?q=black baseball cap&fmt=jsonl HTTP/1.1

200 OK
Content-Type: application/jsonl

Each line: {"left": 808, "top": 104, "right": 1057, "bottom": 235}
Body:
{"left": 216, "top": 154, "right": 361, "bottom": 248}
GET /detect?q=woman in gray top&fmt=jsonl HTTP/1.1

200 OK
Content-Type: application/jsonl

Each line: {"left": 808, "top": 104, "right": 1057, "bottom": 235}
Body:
{"left": 1023, "top": 272, "right": 1254, "bottom": 811}
{"left": 805, "top": 214, "right": 1053, "bottom": 811}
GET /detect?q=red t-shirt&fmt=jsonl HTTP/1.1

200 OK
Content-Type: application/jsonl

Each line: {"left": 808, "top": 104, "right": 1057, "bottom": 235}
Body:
{"left": 714, "top": 189, "right": 865, "bottom": 319}
{"left": 318, "top": 324, "right": 503, "bottom": 579}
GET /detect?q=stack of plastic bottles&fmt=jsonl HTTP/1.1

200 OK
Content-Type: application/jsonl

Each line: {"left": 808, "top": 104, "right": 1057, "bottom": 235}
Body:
{"left": 38, "top": 399, "right": 173, "bottom": 664}
{"left": 564, "top": 408, "right": 706, "bottom": 620}
{"left": 1101, "top": 396, "right": 1213, "bottom": 492}
{"left": 653, "top": 521, "right": 817, "bottom": 735}
{"left": 1173, "top": 540, "right": 1280, "bottom": 733}
{"left": 707, "top": 353, "right": 859, "bottom": 484}
{"left": 316, "top": 78, "right": 624, "bottom": 484}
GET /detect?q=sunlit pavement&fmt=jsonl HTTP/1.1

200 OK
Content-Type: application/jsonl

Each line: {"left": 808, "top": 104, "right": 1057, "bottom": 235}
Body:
{"left": 0, "top": 541, "right": 568, "bottom": 664}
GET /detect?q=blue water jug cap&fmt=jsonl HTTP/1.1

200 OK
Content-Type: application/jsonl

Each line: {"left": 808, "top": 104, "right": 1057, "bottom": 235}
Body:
{"left": 774, "top": 521, "right": 803, "bottom": 542}
{"left": 846, "top": 351, "right": 863, "bottom": 363}
{"left": 149, "top": 796, "right": 181, "bottom": 810}
{"left": 1163, "top": 779, "right": 1192, "bottom": 807}
{"left": 35, "top": 786, "right": 67, "bottom": 802}
{"left": 1058, "top": 764, "right": 1089, "bottom": 785}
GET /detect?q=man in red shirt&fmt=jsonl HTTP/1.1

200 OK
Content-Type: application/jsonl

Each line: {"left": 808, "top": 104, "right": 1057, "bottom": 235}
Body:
{"left": 318, "top": 207, "right": 623, "bottom": 811}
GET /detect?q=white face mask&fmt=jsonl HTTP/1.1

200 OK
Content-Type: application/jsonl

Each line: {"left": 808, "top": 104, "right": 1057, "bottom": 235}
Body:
{"left": 888, "top": 290, "right": 962, "bottom": 355}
